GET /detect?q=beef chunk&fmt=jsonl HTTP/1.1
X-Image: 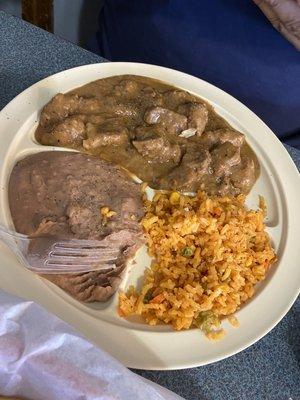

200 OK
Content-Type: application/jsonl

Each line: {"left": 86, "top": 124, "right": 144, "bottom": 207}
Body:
{"left": 83, "top": 130, "right": 128, "bottom": 149}
{"left": 202, "top": 129, "right": 245, "bottom": 148}
{"left": 211, "top": 142, "right": 241, "bottom": 176}
{"left": 114, "top": 79, "right": 140, "bottom": 97}
{"left": 140, "top": 86, "right": 164, "bottom": 106}
{"left": 144, "top": 107, "right": 187, "bottom": 134}
{"left": 133, "top": 137, "right": 181, "bottom": 163}
{"left": 40, "top": 93, "right": 80, "bottom": 127}
{"left": 40, "top": 93, "right": 102, "bottom": 128}
{"left": 134, "top": 126, "right": 165, "bottom": 140}
{"left": 87, "top": 115, "right": 106, "bottom": 124}
{"left": 230, "top": 158, "right": 256, "bottom": 193}
{"left": 158, "top": 147, "right": 211, "bottom": 190}
{"left": 83, "top": 122, "right": 129, "bottom": 149}
{"left": 164, "top": 90, "right": 195, "bottom": 107}
{"left": 177, "top": 103, "right": 208, "bottom": 135}
{"left": 50, "top": 116, "right": 86, "bottom": 146}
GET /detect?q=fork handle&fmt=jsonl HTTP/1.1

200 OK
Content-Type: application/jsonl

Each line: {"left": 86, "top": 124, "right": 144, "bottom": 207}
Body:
{"left": 0, "top": 224, "right": 30, "bottom": 266}
{"left": 0, "top": 223, "right": 27, "bottom": 239}
{"left": 28, "top": 263, "right": 117, "bottom": 275}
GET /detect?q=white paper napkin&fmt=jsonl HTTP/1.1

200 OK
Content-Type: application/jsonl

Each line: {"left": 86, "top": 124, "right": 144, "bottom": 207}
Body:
{"left": 0, "top": 290, "right": 184, "bottom": 400}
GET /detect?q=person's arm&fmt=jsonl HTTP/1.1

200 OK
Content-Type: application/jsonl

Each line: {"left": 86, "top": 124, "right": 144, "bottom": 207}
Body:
{"left": 253, "top": 0, "right": 300, "bottom": 49}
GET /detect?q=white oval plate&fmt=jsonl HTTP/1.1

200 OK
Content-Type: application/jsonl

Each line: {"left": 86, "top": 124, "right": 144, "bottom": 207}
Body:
{"left": 0, "top": 62, "right": 299, "bottom": 370}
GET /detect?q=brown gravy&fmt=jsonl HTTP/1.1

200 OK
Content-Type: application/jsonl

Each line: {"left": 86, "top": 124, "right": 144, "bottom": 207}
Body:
{"left": 35, "top": 75, "right": 260, "bottom": 195}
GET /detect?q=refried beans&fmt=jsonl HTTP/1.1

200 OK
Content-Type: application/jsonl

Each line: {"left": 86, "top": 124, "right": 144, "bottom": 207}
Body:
{"left": 8, "top": 151, "right": 144, "bottom": 302}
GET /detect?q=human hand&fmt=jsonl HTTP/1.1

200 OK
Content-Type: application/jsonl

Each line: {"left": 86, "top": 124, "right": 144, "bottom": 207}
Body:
{"left": 253, "top": 0, "right": 300, "bottom": 49}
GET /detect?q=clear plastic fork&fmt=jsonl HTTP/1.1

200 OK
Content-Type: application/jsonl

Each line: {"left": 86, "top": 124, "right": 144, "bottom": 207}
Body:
{"left": 0, "top": 224, "right": 118, "bottom": 274}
